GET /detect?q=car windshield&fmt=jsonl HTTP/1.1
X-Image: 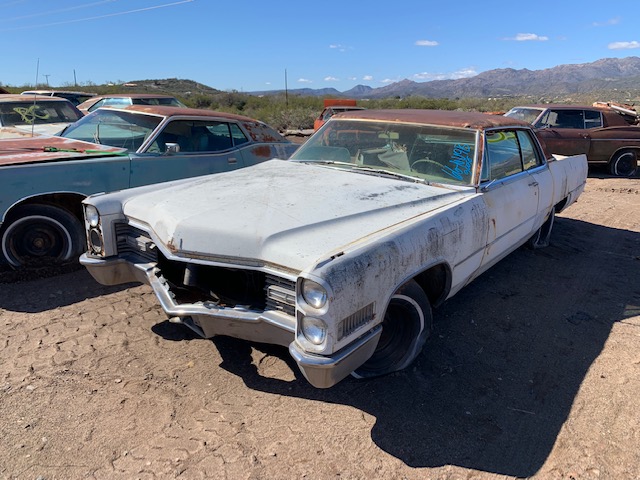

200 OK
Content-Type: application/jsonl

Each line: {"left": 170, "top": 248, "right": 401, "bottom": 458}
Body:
{"left": 132, "top": 97, "right": 185, "bottom": 107}
{"left": 61, "top": 109, "right": 162, "bottom": 151}
{"left": 290, "top": 119, "right": 478, "bottom": 186}
{"left": 504, "top": 107, "right": 544, "bottom": 124}
{"left": 0, "top": 100, "right": 82, "bottom": 126}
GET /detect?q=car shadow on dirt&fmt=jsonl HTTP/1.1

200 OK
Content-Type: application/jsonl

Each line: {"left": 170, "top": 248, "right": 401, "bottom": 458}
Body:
{"left": 0, "top": 267, "right": 135, "bottom": 313}
{"left": 153, "top": 216, "right": 639, "bottom": 477}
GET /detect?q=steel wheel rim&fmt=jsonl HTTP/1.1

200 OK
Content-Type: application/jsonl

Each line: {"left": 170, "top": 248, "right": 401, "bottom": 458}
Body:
{"left": 2, "top": 215, "right": 73, "bottom": 266}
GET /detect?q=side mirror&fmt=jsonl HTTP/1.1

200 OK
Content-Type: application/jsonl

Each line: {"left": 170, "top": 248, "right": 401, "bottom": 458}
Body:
{"left": 164, "top": 142, "right": 180, "bottom": 154}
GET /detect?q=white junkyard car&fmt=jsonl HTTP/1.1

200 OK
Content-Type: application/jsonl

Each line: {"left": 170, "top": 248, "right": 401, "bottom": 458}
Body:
{"left": 80, "top": 109, "right": 588, "bottom": 388}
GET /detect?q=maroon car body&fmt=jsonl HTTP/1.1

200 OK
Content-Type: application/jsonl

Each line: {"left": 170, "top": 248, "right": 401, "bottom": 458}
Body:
{"left": 505, "top": 103, "right": 640, "bottom": 176}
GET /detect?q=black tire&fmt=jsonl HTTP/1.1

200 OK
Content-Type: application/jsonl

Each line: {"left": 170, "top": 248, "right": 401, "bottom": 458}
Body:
{"left": 1, "top": 205, "right": 85, "bottom": 268}
{"left": 353, "top": 280, "right": 432, "bottom": 379}
{"left": 609, "top": 150, "right": 638, "bottom": 177}
{"left": 527, "top": 208, "right": 555, "bottom": 249}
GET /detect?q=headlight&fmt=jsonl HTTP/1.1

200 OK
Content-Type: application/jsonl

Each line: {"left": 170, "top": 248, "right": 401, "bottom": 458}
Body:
{"left": 85, "top": 204, "right": 100, "bottom": 228}
{"left": 301, "top": 316, "right": 327, "bottom": 345}
{"left": 89, "top": 228, "right": 103, "bottom": 254}
{"left": 301, "top": 279, "right": 328, "bottom": 309}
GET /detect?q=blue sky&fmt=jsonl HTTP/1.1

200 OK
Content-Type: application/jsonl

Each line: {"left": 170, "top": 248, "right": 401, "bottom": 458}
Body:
{"left": 1, "top": 0, "right": 639, "bottom": 92}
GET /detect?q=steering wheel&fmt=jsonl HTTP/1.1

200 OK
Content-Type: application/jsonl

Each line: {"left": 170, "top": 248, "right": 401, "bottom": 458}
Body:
{"left": 411, "top": 158, "right": 442, "bottom": 172}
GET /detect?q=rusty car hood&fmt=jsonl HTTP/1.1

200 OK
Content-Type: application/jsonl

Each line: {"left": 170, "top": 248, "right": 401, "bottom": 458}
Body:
{"left": 0, "top": 135, "right": 127, "bottom": 166}
{"left": 122, "top": 160, "right": 472, "bottom": 272}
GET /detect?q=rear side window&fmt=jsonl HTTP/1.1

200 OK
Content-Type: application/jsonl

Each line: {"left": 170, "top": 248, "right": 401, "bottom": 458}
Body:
{"left": 517, "top": 130, "right": 543, "bottom": 170}
{"left": 584, "top": 110, "right": 603, "bottom": 128}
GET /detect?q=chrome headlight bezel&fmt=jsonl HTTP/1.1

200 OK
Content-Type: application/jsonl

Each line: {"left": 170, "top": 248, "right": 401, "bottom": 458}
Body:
{"left": 301, "top": 278, "right": 328, "bottom": 309}
{"left": 300, "top": 316, "right": 328, "bottom": 346}
{"left": 84, "top": 204, "right": 100, "bottom": 228}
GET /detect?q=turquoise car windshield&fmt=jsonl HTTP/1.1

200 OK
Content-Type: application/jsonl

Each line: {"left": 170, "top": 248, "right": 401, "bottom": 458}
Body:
{"left": 61, "top": 109, "right": 162, "bottom": 152}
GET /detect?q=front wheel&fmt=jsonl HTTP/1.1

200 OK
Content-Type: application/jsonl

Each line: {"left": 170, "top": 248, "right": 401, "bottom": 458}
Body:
{"left": 353, "top": 280, "right": 432, "bottom": 379}
{"left": 609, "top": 150, "right": 638, "bottom": 177}
{"left": 1, "top": 205, "right": 85, "bottom": 268}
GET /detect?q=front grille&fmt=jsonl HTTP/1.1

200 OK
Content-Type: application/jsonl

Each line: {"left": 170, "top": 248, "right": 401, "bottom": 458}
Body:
{"left": 157, "top": 253, "right": 295, "bottom": 316}
{"left": 265, "top": 274, "right": 296, "bottom": 316}
{"left": 338, "top": 303, "right": 375, "bottom": 341}
{"left": 115, "top": 223, "right": 157, "bottom": 263}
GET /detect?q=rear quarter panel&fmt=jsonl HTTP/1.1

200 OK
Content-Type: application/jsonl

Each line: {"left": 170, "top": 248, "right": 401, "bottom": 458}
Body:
{"left": 547, "top": 154, "right": 588, "bottom": 211}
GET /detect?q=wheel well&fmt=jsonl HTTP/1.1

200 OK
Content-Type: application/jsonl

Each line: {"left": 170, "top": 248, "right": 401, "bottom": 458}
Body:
{"left": 609, "top": 147, "right": 639, "bottom": 163}
{"left": 412, "top": 263, "right": 451, "bottom": 308}
{"left": 4, "top": 193, "right": 86, "bottom": 223}
{"left": 554, "top": 197, "right": 569, "bottom": 213}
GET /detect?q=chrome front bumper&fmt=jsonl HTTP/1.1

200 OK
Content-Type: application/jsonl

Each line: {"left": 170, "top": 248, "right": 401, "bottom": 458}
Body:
{"left": 80, "top": 254, "right": 381, "bottom": 388}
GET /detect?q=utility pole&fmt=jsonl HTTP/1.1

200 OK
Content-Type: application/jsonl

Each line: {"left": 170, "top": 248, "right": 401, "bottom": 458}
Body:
{"left": 284, "top": 68, "right": 288, "bottom": 109}
{"left": 43, "top": 74, "right": 51, "bottom": 86}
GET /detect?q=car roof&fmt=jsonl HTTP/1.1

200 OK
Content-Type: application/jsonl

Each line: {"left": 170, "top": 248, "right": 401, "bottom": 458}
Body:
{"left": 89, "top": 93, "right": 179, "bottom": 100}
{"left": 333, "top": 109, "right": 531, "bottom": 130}
{"left": 21, "top": 90, "right": 97, "bottom": 95}
{"left": 513, "top": 104, "right": 614, "bottom": 111}
{"left": 101, "top": 104, "right": 269, "bottom": 124}
{"left": 0, "top": 94, "right": 74, "bottom": 102}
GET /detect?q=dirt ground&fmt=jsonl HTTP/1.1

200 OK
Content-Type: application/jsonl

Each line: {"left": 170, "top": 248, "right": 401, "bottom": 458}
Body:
{"left": 0, "top": 169, "right": 638, "bottom": 480}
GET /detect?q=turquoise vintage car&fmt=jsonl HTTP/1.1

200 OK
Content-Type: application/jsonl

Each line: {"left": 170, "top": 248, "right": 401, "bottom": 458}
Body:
{"left": 0, "top": 105, "right": 298, "bottom": 267}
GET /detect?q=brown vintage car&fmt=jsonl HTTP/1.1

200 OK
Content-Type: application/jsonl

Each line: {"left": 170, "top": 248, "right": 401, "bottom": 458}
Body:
{"left": 505, "top": 103, "right": 640, "bottom": 177}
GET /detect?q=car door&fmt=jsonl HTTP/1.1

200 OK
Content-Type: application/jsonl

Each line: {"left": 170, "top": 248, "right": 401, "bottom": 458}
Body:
{"left": 128, "top": 119, "right": 246, "bottom": 188}
{"left": 534, "top": 108, "right": 591, "bottom": 157}
{"left": 476, "top": 129, "right": 541, "bottom": 272}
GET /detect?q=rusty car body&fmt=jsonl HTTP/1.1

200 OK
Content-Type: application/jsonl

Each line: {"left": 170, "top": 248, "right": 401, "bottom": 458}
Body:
{"left": 314, "top": 99, "right": 365, "bottom": 130}
{"left": 0, "top": 106, "right": 297, "bottom": 267}
{"left": 80, "top": 109, "right": 588, "bottom": 388}
{"left": 0, "top": 94, "right": 84, "bottom": 136}
{"left": 76, "top": 93, "right": 185, "bottom": 114}
{"left": 505, "top": 103, "right": 640, "bottom": 176}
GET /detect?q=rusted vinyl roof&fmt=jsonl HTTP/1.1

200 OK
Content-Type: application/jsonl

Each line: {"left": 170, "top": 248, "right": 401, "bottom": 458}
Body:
{"left": 333, "top": 109, "right": 531, "bottom": 130}
{"left": 0, "top": 136, "right": 127, "bottom": 166}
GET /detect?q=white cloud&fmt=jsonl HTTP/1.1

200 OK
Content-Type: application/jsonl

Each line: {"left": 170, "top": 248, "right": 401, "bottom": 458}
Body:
{"left": 347, "top": 76, "right": 357, "bottom": 81}
{"left": 507, "top": 33, "right": 549, "bottom": 41}
{"left": 363, "top": 75, "right": 373, "bottom": 81}
{"left": 415, "top": 40, "right": 439, "bottom": 47}
{"left": 329, "top": 43, "right": 349, "bottom": 52}
{"left": 593, "top": 17, "right": 620, "bottom": 27}
{"left": 608, "top": 41, "right": 640, "bottom": 50}
{"left": 381, "top": 78, "right": 398, "bottom": 84}
{"left": 324, "top": 76, "right": 339, "bottom": 82}
{"left": 297, "top": 78, "right": 313, "bottom": 84}
{"left": 412, "top": 67, "right": 478, "bottom": 81}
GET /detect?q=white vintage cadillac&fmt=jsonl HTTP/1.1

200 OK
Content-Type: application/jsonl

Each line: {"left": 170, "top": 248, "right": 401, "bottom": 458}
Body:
{"left": 80, "top": 110, "right": 588, "bottom": 388}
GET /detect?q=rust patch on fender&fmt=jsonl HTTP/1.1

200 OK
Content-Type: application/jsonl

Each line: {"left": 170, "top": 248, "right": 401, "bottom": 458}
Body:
{"left": 252, "top": 145, "right": 273, "bottom": 158}
{"left": 166, "top": 238, "right": 178, "bottom": 253}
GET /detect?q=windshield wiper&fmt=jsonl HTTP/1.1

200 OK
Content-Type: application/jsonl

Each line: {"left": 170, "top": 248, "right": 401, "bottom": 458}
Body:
{"left": 351, "top": 165, "right": 429, "bottom": 184}
{"left": 301, "top": 160, "right": 355, "bottom": 167}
